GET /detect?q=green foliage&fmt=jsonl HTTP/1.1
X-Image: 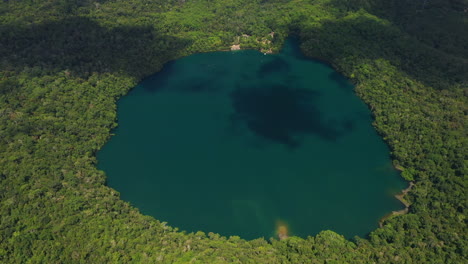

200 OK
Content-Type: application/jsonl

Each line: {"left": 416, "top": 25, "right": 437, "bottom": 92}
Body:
{"left": 0, "top": 0, "right": 466, "bottom": 263}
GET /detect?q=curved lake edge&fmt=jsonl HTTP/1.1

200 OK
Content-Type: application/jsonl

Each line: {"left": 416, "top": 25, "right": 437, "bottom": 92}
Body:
{"left": 206, "top": 40, "right": 414, "bottom": 233}
{"left": 379, "top": 181, "right": 415, "bottom": 228}
{"left": 101, "top": 38, "right": 411, "bottom": 242}
{"left": 227, "top": 44, "right": 413, "bottom": 239}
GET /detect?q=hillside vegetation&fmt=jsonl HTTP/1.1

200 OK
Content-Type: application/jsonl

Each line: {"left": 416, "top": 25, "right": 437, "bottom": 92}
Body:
{"left": 0, "top": 0, "right": 466, "bottom": 263}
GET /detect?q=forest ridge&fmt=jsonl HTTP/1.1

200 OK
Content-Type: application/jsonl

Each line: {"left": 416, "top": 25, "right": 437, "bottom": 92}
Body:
{"left": 0, "top": 0, "right": 467, "bottom": 263}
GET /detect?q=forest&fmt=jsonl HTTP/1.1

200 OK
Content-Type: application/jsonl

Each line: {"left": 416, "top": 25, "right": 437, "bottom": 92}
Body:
{"left": 0, "top": 0, "right": 466, "bottom": 263}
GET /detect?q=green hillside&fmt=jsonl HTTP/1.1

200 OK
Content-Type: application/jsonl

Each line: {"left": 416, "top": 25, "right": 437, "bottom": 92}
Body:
{"left": 0, "top": 0, "right": 466, "bottom": 263}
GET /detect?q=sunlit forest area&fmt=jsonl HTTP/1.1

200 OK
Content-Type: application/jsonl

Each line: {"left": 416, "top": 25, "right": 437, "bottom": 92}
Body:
{"left": 0, "top": 0, "right": 466, "bottom": 263}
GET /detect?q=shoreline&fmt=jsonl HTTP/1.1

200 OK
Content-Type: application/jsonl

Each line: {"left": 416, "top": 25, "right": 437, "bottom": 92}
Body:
{"left": 379, "top": 181, "right": 415, "bottom": 227}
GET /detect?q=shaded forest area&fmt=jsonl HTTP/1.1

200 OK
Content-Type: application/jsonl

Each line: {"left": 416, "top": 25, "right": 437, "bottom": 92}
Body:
{"left": 0, "top": 0, "right": 466, "bottom": 263}
{"left": 0, "top": 16, "right": 191, "bottom": 79}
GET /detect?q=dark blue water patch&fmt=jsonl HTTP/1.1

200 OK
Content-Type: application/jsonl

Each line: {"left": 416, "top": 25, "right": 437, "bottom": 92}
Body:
{"left": 341, "top": 118, "right": 355, "bottom": 132}
{"left": 142, "top": 60, "right": 175, "bottom": 93}
{"left": 281, "top": 37, "right": 307, "bottom": 60}
{"left": 230, "top": 84, "right": 342, "bottom": 147}
{"left": 174, "top": 77, "right": 216, "bottom": 93}
{"left": 329, "top": 71, "right": 353, "bottom": 92}
{"left": 257, "top": 57, "right": 291, "bottom": 78}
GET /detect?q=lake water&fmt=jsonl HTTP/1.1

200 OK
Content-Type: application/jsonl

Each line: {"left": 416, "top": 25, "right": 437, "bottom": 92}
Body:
{"left": 97, "top": 39, "right": 406, "bottom": 240}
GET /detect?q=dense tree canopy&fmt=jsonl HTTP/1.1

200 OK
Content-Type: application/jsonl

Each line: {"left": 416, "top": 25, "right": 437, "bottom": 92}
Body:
{"left": 0, "top": 0, "right": 466, "bottom": 263}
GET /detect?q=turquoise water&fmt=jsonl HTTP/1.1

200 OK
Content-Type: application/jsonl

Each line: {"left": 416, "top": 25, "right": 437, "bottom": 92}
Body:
{"left": 97, "top": 39, "right": 406, "bottom": 240}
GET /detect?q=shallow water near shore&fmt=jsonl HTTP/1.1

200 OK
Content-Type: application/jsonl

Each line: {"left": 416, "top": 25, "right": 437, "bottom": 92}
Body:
{"left": 97, "top": 39, "right": 406, "bottom": 240}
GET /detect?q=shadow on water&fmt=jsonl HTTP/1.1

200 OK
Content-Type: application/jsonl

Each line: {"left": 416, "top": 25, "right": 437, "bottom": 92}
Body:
{"left": 141, "top": 61, "right": 176, "bottom": 93}
{"left": 280, "top": 37, "right": 309, "bottom": 61}
{"left": 230, "top": 84, "right": 343, "bottom": 147}
{"left": 142, "top": 66, "right": 217, "bottom": 94}
{"left": 175, "top": 77, "right": 216, "bottom": 93}
{"left": 341, "top": 118, "right": 355, "bottom": 131}
{"left": 257, "top": 57, "right": 291, "bottom": 78}
{"left": 329, "top": 71, "right": 353, "bottom": 92}
{"left": 141, "top": 59, "right": 226, "bottom": 94}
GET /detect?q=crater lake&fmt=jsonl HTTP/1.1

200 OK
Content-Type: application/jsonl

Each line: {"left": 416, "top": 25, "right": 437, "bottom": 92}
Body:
{"left": 97, "top": 39, "right": 406, "bottom": 240}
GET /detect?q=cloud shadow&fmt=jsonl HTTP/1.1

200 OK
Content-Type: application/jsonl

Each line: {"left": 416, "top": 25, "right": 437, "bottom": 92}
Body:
{"left": 230, "top": 84, "right": 344, "bottom": 148}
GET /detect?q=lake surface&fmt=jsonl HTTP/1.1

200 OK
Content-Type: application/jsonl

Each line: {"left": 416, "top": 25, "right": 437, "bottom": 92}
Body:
{"left": 97, "top": 39, "right": 406, "bottom": 240}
